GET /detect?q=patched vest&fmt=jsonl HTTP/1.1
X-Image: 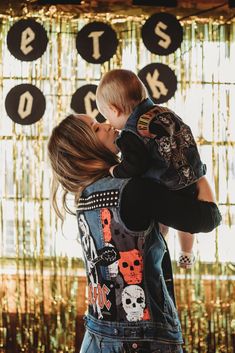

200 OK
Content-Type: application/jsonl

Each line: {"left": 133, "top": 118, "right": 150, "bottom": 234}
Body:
{"left": 76, "top": 177, "right": 183, "bottom": 343}
{"left": 117, "top": 98, "right": 206, "bottom": 190}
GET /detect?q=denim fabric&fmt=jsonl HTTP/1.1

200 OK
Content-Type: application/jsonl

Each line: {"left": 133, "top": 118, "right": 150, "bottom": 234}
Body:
{"left": 76, "top": 177, "right": 183, "bottom": 344}
{"left": 84, "top": 313, "right": 181, "bottom": 341}
{"left": 80, "top": 330, "right": 183, "bottom": 353}
{"left": 117, "top": 98, "right": 206, "bottom": 190}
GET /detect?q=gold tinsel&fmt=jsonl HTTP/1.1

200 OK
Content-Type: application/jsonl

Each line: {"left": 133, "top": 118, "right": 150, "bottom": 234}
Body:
{"left": 0, "top": 5, "right": 234, "bottom": 353}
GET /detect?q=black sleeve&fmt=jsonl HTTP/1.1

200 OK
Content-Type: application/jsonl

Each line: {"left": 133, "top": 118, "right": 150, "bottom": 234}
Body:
{"left": 120, "top": 178, "right": 222, "bottom": 233}
{"left": 112, "top": 132, "right": 151, "bottom": 178}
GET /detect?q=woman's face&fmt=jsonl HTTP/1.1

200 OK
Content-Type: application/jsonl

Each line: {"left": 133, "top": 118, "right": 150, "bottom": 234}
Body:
{"left": 78, "top": 115, "right": 120, "bottom": 154}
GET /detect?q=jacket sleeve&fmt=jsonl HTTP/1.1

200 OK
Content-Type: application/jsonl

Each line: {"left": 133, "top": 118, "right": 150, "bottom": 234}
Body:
{"left": 112, "top": 132, "right": 152, "bottom": 178}
{"left": 120, "top": 178, "right": 222, "bottom": 233}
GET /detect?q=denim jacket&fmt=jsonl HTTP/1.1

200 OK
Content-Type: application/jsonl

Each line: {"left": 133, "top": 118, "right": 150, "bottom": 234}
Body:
{"left": 77, "top": 176, "right": 183, "bottom": 344}
{"left": 117, "top": 98, "right": 206, "bottom": 190}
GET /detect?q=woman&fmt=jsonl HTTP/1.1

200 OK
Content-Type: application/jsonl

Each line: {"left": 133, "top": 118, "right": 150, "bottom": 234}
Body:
{"left": 48, "top": 114, "right": 221, "bottom": 353}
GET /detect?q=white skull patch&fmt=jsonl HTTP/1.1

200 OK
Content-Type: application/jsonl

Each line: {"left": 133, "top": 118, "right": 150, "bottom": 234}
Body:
{"left": 122, "top": 285, "right": 145, "bottom": 322}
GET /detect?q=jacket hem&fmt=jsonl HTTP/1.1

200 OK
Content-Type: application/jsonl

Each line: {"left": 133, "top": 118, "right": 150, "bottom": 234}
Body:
{"left": 84, "top": 314, "right": 183, "bottom": 344}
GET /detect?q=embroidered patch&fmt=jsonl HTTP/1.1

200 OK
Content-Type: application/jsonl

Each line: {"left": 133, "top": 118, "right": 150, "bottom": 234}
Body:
{"left": 137, "top": 105, "right": 170, "bottom": 138}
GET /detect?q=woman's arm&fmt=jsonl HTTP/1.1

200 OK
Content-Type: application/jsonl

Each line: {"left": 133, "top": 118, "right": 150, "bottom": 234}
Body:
{"left": 120, "top": 178, "right": 221, "bottom": 233}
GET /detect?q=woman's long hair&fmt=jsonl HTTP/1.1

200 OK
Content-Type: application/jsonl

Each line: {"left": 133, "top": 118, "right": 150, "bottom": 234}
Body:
{"left": 47, "top": 114, "right": 119, "bottom": 220}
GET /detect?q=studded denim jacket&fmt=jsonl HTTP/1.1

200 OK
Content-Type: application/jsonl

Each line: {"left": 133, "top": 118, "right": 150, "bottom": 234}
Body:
{"left": 116, "top": 98, "right": 206, "bottom": 190}
{"left": 76, "top": 176, "right": 183, "bottom": 344}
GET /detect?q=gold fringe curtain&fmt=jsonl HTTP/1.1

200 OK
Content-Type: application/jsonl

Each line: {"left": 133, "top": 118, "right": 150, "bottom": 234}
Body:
{"left": 0, "top": 10, "right": 235, "bottom": 353}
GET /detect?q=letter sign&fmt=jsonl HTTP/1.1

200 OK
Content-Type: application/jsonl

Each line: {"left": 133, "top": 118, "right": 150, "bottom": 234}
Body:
{"left": 76, "top": 22, "right": 118, "bottom": 64}
{"left": 138, "top": 63, "right": 177, "bottom": 104}
{"left": 5, "top": 84, "right": 46, "bottom": 125}
{"left": 141, "top": 13, "right": 183, "bottom": 55}
{"left": 71, "top": 84, "right": 106, "bottom": 123}
{"left": 7, "top": 19, "right": 48, "bottom": 61}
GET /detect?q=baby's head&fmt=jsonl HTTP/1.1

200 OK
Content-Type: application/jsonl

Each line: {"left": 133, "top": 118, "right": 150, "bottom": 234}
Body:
{"left": 96, "top": 69, "right": 148, "bottom": 130}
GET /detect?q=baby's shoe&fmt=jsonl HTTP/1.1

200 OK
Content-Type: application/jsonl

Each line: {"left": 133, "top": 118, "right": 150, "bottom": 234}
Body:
{"left": 177, "top": 251, "right": 195, "bottom": 269}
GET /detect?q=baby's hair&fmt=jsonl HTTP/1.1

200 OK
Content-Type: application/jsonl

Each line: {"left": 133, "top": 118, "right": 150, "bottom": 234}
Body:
{"left": 96, "top": 69, "right": 148, "bottom": 115}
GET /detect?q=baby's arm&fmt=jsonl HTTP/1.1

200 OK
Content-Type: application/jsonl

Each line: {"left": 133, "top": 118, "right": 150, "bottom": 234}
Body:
{"left": 196, "top": 176, "right": 216, "bottom": 203}
{"left": 111, "top": 131, "right": 151, "bottom": 178}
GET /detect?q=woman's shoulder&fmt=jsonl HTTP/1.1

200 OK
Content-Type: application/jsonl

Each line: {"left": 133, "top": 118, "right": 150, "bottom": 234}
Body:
{"left": 78, "top": 177, "right": 131, "bottom": 211}
{"left": 82, "top": 177, "right": 160, "bottom": 200}
{"left": 83, "top": 176, "right": 130, "bottom": 196}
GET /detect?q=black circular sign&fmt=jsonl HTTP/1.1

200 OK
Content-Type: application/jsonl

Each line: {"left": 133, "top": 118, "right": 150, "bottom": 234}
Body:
{"left": 138, "top": 63, "right": 177, "bottom": 104}
{"left": 141, "top": 13, "right": 183, "bottom": 55}
{"left": 7, "top": 19, "right": 48, "bottom": 61}
{"left": 71, "top": 84, "right": 105, "bottom": 123}
{"left": 5, "top": 84, "right": 46, "bottom": 125}
{"left": 76, "top": 22, "right": 118, "bottom": 64}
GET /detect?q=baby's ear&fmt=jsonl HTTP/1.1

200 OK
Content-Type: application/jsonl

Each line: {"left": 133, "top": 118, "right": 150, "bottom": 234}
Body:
{"left": 110, "top": 104, "right": 121, "bottom": 117}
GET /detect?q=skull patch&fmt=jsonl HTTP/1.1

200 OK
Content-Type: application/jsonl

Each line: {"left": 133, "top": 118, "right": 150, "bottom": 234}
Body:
{"left": 119, "top": 249, "right": 143, "bottom": 284}
{"left": 101, "top": 208, "right": 112, "bottom": 242}
{"left": 122, "top": 285, "right": 145, "bottom": 322}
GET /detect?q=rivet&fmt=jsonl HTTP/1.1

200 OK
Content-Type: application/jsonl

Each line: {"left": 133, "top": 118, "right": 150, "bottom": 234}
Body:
{"left": 113, "top": 328, "right": 118, "bottom": 335}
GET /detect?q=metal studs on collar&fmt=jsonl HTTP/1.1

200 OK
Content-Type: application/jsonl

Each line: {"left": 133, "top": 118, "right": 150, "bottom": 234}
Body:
{"left": 77, "top": 190, "right": 119, "bottom": 211}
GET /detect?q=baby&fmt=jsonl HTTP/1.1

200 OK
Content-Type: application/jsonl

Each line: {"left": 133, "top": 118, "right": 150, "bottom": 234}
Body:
{"left": 96, "top": 69, "right": 215, "bottom": 269}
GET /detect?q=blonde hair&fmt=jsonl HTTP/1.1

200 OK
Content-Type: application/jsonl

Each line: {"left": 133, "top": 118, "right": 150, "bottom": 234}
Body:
{"left": 96, "top": 69, "right": 148, "bottom": 115}
{"left": 47, "top": 114, "right": 119, "bottom": 220}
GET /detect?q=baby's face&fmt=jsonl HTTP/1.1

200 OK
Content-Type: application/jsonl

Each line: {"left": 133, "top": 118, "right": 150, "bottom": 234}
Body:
{"left": 99, "top": 103, "right": 127, "bottom": 130}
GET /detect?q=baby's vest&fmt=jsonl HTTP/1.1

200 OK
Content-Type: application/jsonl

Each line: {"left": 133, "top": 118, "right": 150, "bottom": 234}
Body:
{"left": 118, "top": 98, "right": 206, "bottom": 190}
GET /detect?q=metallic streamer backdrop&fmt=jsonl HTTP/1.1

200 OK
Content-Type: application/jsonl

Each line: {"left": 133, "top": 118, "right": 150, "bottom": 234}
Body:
{"left": 0, "top": 10, "right": 234, "bottom": 352}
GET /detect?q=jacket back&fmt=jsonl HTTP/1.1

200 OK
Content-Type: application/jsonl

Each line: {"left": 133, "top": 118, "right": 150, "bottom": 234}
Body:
{"left": 77, "top": 176, "right": 183, "bottom": 343}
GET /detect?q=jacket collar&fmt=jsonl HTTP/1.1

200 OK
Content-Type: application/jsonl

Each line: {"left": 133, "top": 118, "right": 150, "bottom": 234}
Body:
{"left": 127, "top": 97, "right": 155, "bottom": 124}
